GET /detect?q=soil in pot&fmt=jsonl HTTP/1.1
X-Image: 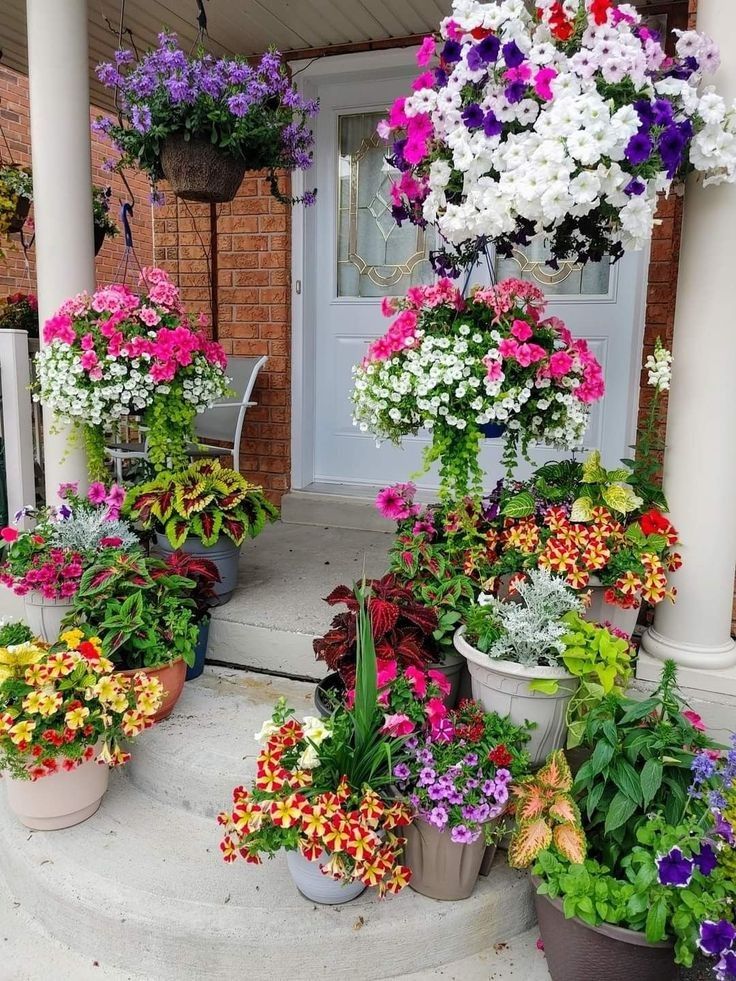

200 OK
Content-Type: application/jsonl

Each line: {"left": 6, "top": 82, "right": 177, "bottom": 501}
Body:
{"left": 314, "top": 672, "right": 345, "bottom": 718}
{"left": 534, "top": 881, "right": 678, "bottom": 981}
{"left": 286, "top": 849, "right": 366, "bottom": 905}
{"left": 404, "top": 817, "right": 501, "bottom": 901}
{"left": 4, "top": 742, "right": 109, "bottom": 830}
{"left": 116, "top": 660, "right": 186, "bottom": 723}
{"left": 160, "top": 134, "right": 247, "bottom": 203}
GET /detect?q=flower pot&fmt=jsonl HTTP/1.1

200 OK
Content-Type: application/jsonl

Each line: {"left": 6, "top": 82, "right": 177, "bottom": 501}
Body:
{"left": 7, "top": 196, "right": 31, "bottom": 233}
{"left": 117, "top": 659, "right": 186, "bottom": 723}
{"left": 4, "top": 745, "right": 109, "bottom": 830}
{"left": 314, "top": 672, "right": 344, "bottom": 719}
{"left": 159, "top": 135, "right": 247, "bottom": 203}
{"left": 584, "top": 577, "right": 640, "bottom": 638}
{"left": 186, "top": 619, "right": 210, "bottom": 681}
{"left": 453, "top": 628, "right": 578, "bottom": 766}
{"left": 93, "top": 224, "right": 106, "bottom": 256}
{"left": 534, "top": 882, "right": 677, "bottom": 981}
{"left": 154, "top": 533, "right": 240, "bottom": 605}
{"left": 23, "top": 592, "right": 76, "bottom": 644}
{"left": 428, "top": 649, "right": 466, "bottom": 709}
{"left": 285, "top": 849, "right": 366, "bottom": 905}
{"left": 479, "top": 421, "right": 506, "bottom": 439}
{"left": 404, "top": 816, "right": 500, "bottom": 901}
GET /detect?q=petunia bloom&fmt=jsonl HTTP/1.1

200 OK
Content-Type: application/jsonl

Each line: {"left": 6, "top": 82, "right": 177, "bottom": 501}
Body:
{"left": 656, "top": 847, "right": 694, "bottom": 888}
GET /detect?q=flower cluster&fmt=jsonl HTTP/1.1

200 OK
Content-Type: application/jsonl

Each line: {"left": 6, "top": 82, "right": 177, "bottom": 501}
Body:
{"left": 353, "top": 277, "right": 604, "bottom": 495}
{"left": 356, "top": 662, "right": 453, "bottom": 740}
{"left": 96, "top": 35, "right": 318, "bottom": 205}
{"left": 394, "top": 699, "right": 530, "bottom": 843}
{"left": 0, "top": 292, "right": 39, "bottom": 338}
{"left": 0, "top": 166, "right": 32, "bottom": 248}
{"left": 0, "top": 630, "right": 163, "bottom": 780}
{"left": 0, "top": 483, "right": 138, "bottom": 600}
{"left": 383, "top": 0, "right": 736, "bottom": 272}
{"left": 645, "top": 337, "right": 673, "bottom": 393}
{"left": 218, "top": 703, "right": 413, "bottom": 896}
{"left": 35, "top": 267, "right": 229, "bottom": 475}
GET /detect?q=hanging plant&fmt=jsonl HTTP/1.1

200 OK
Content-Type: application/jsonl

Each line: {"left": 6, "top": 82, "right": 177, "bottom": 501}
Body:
{"left": 34, "top": 267, "right": 230, "bottom": 479}
{"left": 0, "top": 165, "right": 32, "bottom": 243}
{"left": 92, "top": 185, "right": 118, "bottom": 255}
{"left": 95, "top": 36, "right": 319, "bottom": 205}
{"left": 382, "top": 0, "right": 736, "bottom": 274}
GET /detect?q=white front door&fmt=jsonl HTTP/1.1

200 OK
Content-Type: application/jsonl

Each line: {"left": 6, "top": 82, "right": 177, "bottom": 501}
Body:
{"left": 298, "top": 54, "right": 647, "bottom": 493}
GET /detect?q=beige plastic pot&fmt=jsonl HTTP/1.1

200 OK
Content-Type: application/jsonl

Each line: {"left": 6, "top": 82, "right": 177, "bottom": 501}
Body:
{"left": 534, "top": 880, "right": 677, "bottom": 981}
{"left": 4, "top": 745, "right": 109, "bottom": 830}
{"left": 23, "top": 592, "right": 75, "bottom": 644}
{"left": 584, "top": 577, "right": 640, "bottom": 637}
{"left": 404, "top": 816, "right": 500, "bottom": 901}
{"left": 454, "top": 628, "right": 578, "bottom": 766}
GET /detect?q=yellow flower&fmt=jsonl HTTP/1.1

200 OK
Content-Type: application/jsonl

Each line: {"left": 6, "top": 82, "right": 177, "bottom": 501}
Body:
{"left": 121, "top": 711, "right": 146, "bottom": 737}
{"left": 38, "top": 692, "right": 63, "bottom": 718}
{"left": 24, "top": 662, "right": 49, "bottom": 687}
{"left": 64, "top": 706, "right": 90, "bottom": 730}
{"left": 60, "top": 629, "right": 84, "bottom": 650}
{"left": 0, "top": 642, "right": 46, "bottom": 683}
{"left": 136, "top": 692, "right": 162, "bottom": 716}
{"left": 9, "top": 719, "right": 36, "bottom": 745}
{"left": 22, "top": 690, "right": 46, "bottom": 715}
{"left": 93, "top": 676, "right": 122, "bottom": 705}
{"left": 109, "top": 694, "right": 129, "bottom": 714}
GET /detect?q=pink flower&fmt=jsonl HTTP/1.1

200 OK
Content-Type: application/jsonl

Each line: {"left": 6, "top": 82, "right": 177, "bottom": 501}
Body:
{"left": 549, "top": 351, "right": 573, "bottom": 378}
{"left": 376, "top": 119, "right": 391, "bottom": 139}
{"left": 381, "top": 297, "right": 399, "bottom": 318}
{"left": 149, "top": 361, "right": 177, "bottom": 383}
{"left": 427, "top": 669, "right": 451, "bottom": 697}
{"left": 510, "top": 318, "right": 533, "bottom": 342}
{"left": 57, "top": 482, "right": 78, "bottom": 499}
{"left": 377, "top": 659, "right": 399, "bottom": 688}
{"left": 498, "top": 338, "right": 520, "bottom": 359}
{"left": 412, "top": 71, "right": 435, "bottom": 91}
{"left": 89, "top": 366, "right": 103, "bottom": 382}
{"left": 80, "top": 350, "right": 99, "bottom": 373}
{"left": 484, "top": 357, "right": 504, "bottom": 383}
{"left": 425, "top": 697, "right": 448, "bottom": 727}
{"left": 43, "top": 314, "right": 76, "bottom": 345}
{"left": 139, "top": 306, "right": 161, "bottom": 327}
{"left": 388, "top": 98, "right": 409, "bottom": 129}
{"left": 0, "top": 527, "right": 19, "bottom": 542}
{"left": 381, "top": 713, "right": 415, "bottom": 737}
{"left": 416, "top": 36, "right": 436, "bottom": 67}
{"left": 80, "top": 333, "right": 96, "bottom": 351}
{"left": 87, "top": 482, "right": 107, "bottom": 505}
{"left": 682, "top": 710, "right": 707, "bottom": 732}
{"left": 404, "top": 666, "right": 428, "bottom": 698}
{"left": 515, "top": 343, "right": 547, "bottom": 367}
{"left": 534, "top": 67, "right": 557, "bottom": 101}
{"left": 375, "top": 482, "right": 419, "bottom": 522}
{"left": 105, "top": 484, "right": 126, "bottom": 511}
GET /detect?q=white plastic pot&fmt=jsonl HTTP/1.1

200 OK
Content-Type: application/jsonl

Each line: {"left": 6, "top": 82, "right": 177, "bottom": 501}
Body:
{"left": 23, "top": 593, "right": 75, "bottom": 644}
{"left": 584, "top": 577, "right": 640, "bottom": 638}
{"left": 286, "top": 849, "right": 366, "bottom": 905}
{"left": 453, "top": 628, "right": 578, "bottom": 766}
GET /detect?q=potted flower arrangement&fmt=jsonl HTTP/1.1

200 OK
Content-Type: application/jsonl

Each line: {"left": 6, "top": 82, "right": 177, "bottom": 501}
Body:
{"left": 124, "top": 459, "right": 279, "bottom": 604}
{"left": 161, "top": 550, "right": 220, "bottom": 681}
{"left": 0, "top": 292, "right": 39, "bottom": 340}
{"left": 0, "top": 164, "right": 32, "bottom": 237}
{"left": 96, "top": 35, "right": 318, "bottom": 205}
{"left": 352, "top": 277, "right": 604, "bottom": 496}
{"left": 92, "top": 185, "right": 118, "bottom": 255}
{"left": 383, "top": 0, "right": 736, "bottom": 275}
{"left": 0, "top": 629, "right": 163, "bottom": 829}
{"left": 454, "top": 568, "right": 584, "bottom": 763}
{"left": 0, "top": 481, "right": 139, "bottom": 642}
{"left": 217, "top": 594, "right": 414, "bottom": 903}
{"left": 34, "top": 267, "right": 229, "bottom": 478}
{"left": 68, "top": 551, "right": 200, "bottom": 721}
{"left": 396, "top": 698, "right": 531, "bottom": 900}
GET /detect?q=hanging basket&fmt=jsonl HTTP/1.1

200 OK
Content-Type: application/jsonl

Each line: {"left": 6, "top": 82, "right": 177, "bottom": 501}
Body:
{"left": 93, "top": 223, "right": 106, "bottom": 256}
{"left": 7, "top": 196, "right": 31, "bottom": 233}
{"left": 159, "top": 135, "right": 247, "bottom": 203}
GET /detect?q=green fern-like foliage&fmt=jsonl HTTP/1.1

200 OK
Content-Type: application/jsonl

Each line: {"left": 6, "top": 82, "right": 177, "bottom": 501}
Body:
{"left": 125, "top": 458, "right": 279, "bottom": 548}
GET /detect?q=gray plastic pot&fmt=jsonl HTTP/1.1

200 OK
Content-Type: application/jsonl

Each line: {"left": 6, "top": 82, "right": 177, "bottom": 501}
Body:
{"left": 286, "top": 849, "right": 366, "bottom": 905}
{"left": 404, "top": 817, "right": 500, "bottom": 901}
{"left": 154, "top": 533, "right": 240, "bottom": 605}
{"left": 429, "top": 649, "right": 466, "bottom": 709}
{"left": 534, "top": 880, "right": 678, "bottom": 981}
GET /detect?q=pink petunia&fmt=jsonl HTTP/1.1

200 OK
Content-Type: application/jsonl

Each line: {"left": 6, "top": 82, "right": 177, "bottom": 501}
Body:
{"left": 425, "top": 697, "right": 448, "bottom": 727}
{"left": 549, "top": 351, "right": 574, "bottom": 378}
{"left": 498, "top": 338, "right": 520, "bottom": 359}
{"left": 485, "top": 359, "right": 504, "bottom": 383}
{"left": 682, "top": 710, "right": 707, "bottom": 732}
{"left": 80, "top": 350, "right": 99, "bottom": 373}
{"left": 427, "top": 669, "right": 451, "bottom": 696}
{"left": 139, "top": 306, "right": 161, "bottom": 327}
{"left": 105, "top": 484, "right": 126, "bottom": 510}
{"left": 381, "top": 713, "right": 415, "bottom": 737}
{"left": 412, "top": 71, "right": 436, "bottom": 92}
{"left": 515, "top": 343, "right": 547, "bottom": 367}
{"left": 377, "top": 659, "right": 399, "bottom": 687}
{"left": 388, "top": 97, "right": 409, "bottom": 129}
{"left": 404, "top": 665, "right": 428, "bottom": 698}
{"left": 511, "top": 318, "right": 533, "bottom": 342}
{"left": 87, "top": 482, "right": 107, "bottom": 505}
{"left": 534, "top": 67, "right": 557, "bottom": 101}
{"left": 416, "top": 36, "right": 436, "bottom": 67}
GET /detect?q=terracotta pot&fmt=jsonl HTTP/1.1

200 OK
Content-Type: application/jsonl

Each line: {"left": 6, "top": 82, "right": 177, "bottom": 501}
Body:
{"left": 117, "top": 659, "right": 186, "bottom": 723}
{"left": 454, "top": 627, "right": 578, "bottom": 766}
{"left": 154, "top": 533, "right": 240, "bottom": 605}
{"left": 7, "top": 196, "right": 31, "bottom": 233}
{"left": 159, "top": 135, "right": 247, "bottom": 203}
{"left": 583, "top": 577, "right": 640, "bottom": 638}
{"left": 286, "top": 849, "right": 366, "bottom": 905}
{"left": 4, "top": 743, "right": 109, "bottom": 830}
{"left": 404, "top": 816, "right": 501, "bottom": 901}
{"left": 23, "top": 592, "right": 76, "bottom": 644}
{"left": 534, "top": 881, "right": 678, "bottom": 981}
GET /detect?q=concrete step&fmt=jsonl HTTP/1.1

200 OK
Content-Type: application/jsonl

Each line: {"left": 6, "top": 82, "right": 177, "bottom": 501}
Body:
{"left": 386, "top": 929, "right": 550, "bottom": 981}
{"left": 0, "top": 668, "right": 536, "bottom": 981}
{"left": 281, "top": 488, "right": 391, "bottom": 533}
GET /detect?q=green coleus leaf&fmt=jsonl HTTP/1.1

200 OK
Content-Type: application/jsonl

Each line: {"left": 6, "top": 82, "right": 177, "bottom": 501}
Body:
{"left": 502, "top": 491, "right": 536, "bottom": 518}
{"left": 570, "top": 496, "right": 594, "bottom": 522}
{"left": 602, "top": 483, "right": 643, "bottom": 515}
{"left": 164, "top": 516, "right": 190, "bottom": 549}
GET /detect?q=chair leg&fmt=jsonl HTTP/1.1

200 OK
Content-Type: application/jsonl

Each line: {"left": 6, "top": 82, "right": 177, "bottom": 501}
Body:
{"left": 115, "top": 457, "right": 123, "bottom": 484}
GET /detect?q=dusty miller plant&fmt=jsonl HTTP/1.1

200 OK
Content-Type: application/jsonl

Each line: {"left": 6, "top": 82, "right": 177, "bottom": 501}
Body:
{"left": 481, "top": 569, "right": 582, "bottom": 668}
{"left": 50, "top": 512, "right": 140, "bottom": 553}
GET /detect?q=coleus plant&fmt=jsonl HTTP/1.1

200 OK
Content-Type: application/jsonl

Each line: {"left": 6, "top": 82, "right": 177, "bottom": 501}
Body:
{"left": 313, "top": 574, "right": 438, "bottom": 685}
{"left": 124, "top": 459, "right": 279, "bottom": 548}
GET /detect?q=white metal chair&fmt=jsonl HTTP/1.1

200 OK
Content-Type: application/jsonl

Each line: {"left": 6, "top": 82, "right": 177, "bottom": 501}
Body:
{"left": 186, "top": 355, "right": 267, "bottom": 472}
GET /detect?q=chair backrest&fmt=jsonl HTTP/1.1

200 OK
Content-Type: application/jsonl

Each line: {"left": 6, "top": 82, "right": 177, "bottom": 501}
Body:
{"left": 194, "top": 355, "right": 267, "bottom": 442}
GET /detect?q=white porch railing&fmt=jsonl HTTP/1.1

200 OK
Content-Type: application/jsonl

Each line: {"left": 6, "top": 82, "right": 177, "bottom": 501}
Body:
{"left": 0, "top": 329, "right": 37, "bottom": 526}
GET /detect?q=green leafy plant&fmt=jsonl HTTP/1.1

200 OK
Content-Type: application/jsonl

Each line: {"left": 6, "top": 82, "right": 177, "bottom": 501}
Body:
{"left": 92, "top": 185, "right": 118, "bottom": 237}
{"left": 572, "top": 661, "right": 716, "bottom": 872}
{"left": 125, "top": 458, "right": 279, "bottom": 548}
{"left": 463, "top": 602, "right": 503, "bottom": 654}
{"left": 0, "top": 620, "right": 34, "bottom": 648}
{"left": 508, "top": 750, "right": 586, "bottom": 869}
{"left": 65, "top": 551, "right": 199, "bottom": 669}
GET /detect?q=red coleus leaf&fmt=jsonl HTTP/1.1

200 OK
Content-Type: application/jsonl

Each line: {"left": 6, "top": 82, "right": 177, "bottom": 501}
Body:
{"left": 401, "top": 602, "right": 438, "bottom": 634}
{"left": 222, "top": 517, "right": 246, "bottom": 544}
{"left": 127, "top": 490, "right": 159, "bottom": 523}
{"left": 367, "top": 597, "right": 400, "bottom": 642}
{"left": 324, "top": 585, "right": 360, "bottom": 610}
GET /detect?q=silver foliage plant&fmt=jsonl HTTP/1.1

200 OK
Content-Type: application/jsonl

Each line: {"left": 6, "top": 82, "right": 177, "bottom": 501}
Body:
{"left": 480, "top": 568, "right": 583, "bottom": 668}
{"left": 49, "top": 510, "right": 139, "bottom": 553}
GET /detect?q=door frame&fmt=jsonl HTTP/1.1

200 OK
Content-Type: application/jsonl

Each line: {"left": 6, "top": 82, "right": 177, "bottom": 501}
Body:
{"left": 290, "top": 49, "right": 650, "bottom": 492}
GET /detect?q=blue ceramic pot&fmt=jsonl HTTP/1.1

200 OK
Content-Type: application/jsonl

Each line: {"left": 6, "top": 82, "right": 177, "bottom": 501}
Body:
{"left": 479, "top": 422, "right": 506, "bottom": 439}
{"left": 186, "top": 619, "right": 210, "bottom": 681}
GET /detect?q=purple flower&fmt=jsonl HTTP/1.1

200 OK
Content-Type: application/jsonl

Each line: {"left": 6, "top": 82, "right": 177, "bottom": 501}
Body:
{"left": 466, "top": 47, "right": 486, "bottom": 73}
{"left": 478, "top": 36, "right": 501, "bottom": 64}
{"left": 652, "top": 99, "right": 674, "bottom": 126}
{"left": 496, "top": 769, "right": 512, "bottom": 784}
{"left": 625, "top": 132, "right": 653, "bottom": 165}
{"left": 429, "top": 805, "right": 448, "bottom": 830}
{"left": 227, "top": 92, "right": 251, "bottom": 117}
{"left": 393, "top": 762, "right": 411, "bottom": 781}
{"left": 131, "top": 105, "right": 151, "bottom": 134}
{"left": 405, "top": 736, "right": 419, "bottom": 751}
{"left": 483, "top": 111, "right": 503, "bottom": 138}
{"left": 482, "top": 779, "right": 495, "bottom": 796}
{"left": 466, "top": 777, "right": 479, "bottom": 790}
{"left": 699, "top": 920, "right": 736, "bottom": 956}
{"left": 694, "top": 842, "right": 718, "bottom": 877}
{"left": 505, "top": 81, "right": 526, "bottom": 104}
{"left": 417, "top": 749, "right": 434, "bottom": 766}
{"left": 57, "top": 504, "right": 72, "bottom": 520}
{"left": 418, "top": 766, "right": 437, "bottom": 787}
{"left": 659, "top": 126, "right": 687, "bottom": 178}
{"left": 464, "top": 753, "right": 479, "bottom": 767}
{"left": 502, "top": 41, "right": 525, "bottom": 69}
{"left": 634, "top": 99, "right": 656, "bottom": 130}
{"left": 462, "top": 103, "right": 484, "bottom": 130}
{"left": 447, "top": 789, "right": 464, "bottom": 805}
{"left": 625, "top": 178, "right": 646, "bottom": 196}
{"left": 713, "top": 812, "right": 735, "bottom": 845}
{"left": 450, "top": 824, "right": 477, "bottom": 845}
{"left": 692, "top": 752, "right": 717, "bottom": 785}
{"left": 166, "top": 77, "right": 192, "bottom": 103}
{"left": 427, "top": 783, "right": 446, "bottom": 801}
{"left": 715, "top": 950, "right": 736, "bottom": 981}
{"left": 710, "top": 790, "right": 728, "bottom": 811}
{"left": 441, "top": 40, "right": 462, "bottom": 64}
{"left": 656, "top": 847, "right": 694, "bottom": 888}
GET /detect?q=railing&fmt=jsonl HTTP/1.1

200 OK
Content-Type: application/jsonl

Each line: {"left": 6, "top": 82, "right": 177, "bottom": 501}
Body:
{"left": 0, "top": 329, "right": 37, "bottom": 526}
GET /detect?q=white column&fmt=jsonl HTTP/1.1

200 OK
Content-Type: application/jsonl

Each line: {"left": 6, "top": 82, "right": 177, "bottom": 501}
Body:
{"left": 640, "top": 0, "right": 736, "bottom": 693}
{"left": 26, "top": 0, "right": 94, "bottom": 500}
{"left": 0, "top": 331, "right": 36, "bottom": 525}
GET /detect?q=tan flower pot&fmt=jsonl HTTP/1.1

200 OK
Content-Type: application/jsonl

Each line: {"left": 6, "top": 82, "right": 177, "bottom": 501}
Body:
{"left": 116, "top": 659, "right": 186, "bottom": 723}
{"left": 404, "top": 816, "right": 500, "bottom": 901}
{"left": 23, "top": 592, "right": 76, "bottom": 644}
{"left": 4, "top": 745, "right": 109, "bottom": 830}
{"left": 584, "top": 576, "right": 640, "bottom": 638}
{"left": 160, "top": 135, "right": 247, "bottom": 203}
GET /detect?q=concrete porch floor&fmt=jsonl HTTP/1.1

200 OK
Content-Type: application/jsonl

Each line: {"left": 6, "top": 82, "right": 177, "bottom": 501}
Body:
{"left": 209, "top": 521, "right": 392, "bottom": 679}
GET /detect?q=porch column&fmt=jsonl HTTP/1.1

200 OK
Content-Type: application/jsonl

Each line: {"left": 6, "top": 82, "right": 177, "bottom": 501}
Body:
{"left": 639, "top": 0, "right": 736, "bottom": 698}
{"left": 26, "top": 0, "right": 94, "bottom": 500}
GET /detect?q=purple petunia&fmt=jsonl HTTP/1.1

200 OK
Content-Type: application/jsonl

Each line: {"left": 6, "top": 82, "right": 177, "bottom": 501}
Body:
{"left": 656, "top": 847, "right": 694, "bottom": 888}
{"left": 483, "top": 111, "right": 503, "bottom": 138}
{"left": 393, "top": 762, "right": 411, "bottom": 781}
{"left": 450, "top": 824, "right": 477, "bottom": 845}
{"left": 441, "top": 40, "right": 462, "bottom": 64}
{"left": 712, "top": 812, "right": 735, "bottom": 845}
{"left": 505, "top": 81, "right": 527, "bottom": 105}
{"left": 625, "top": 132, "right": 653, "bottom": 166}
{"left": 418, "top": 766, "right": 436, "bottom": 787}
{"left": 429, "top": 805, "right": 449, "bottom": 830}
{"left": 715, "top": 949, "right": 736, "bottom": 981}
{"left": 462, "top": 103, "right": 485, "bottom": 130}
{"left": 659, "top": 126, "right": 687, "bottom": 178}
{"left": 502, "top": 41, "right": 525, "bottom": 69}
{"left": 699, "top": 919, "right": 736, "bottom": 956}
{"left": 694, "top": 842, "right": 718, "bottom": 877}
{"left": 625, "top": 178, "right": 646, "bottom": 196}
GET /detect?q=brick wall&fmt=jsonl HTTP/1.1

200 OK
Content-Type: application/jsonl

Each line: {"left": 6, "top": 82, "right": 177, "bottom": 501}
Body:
{"left": 0, "top": 65, "right": 153, "bottom": 294}
{"left": 153, "top": 174, "right": 291, "bottom": 504}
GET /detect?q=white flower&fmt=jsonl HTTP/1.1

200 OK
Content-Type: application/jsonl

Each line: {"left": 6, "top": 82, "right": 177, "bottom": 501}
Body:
{"left": 297, "top": 744, "right": 321, "bottom": 770}
{"left": 254, "top": 719, "right": 280, "bottom": 743}
{"left": 301, "top": 716, "right": 332, "bottom": 746}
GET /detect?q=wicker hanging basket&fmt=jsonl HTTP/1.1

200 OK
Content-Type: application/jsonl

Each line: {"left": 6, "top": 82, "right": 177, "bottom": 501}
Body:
{"left": 159, "top": 134, "right": 247, "bottom": 203}
{"left": 7, "top": 196, "right": 30, "bottom": 233}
